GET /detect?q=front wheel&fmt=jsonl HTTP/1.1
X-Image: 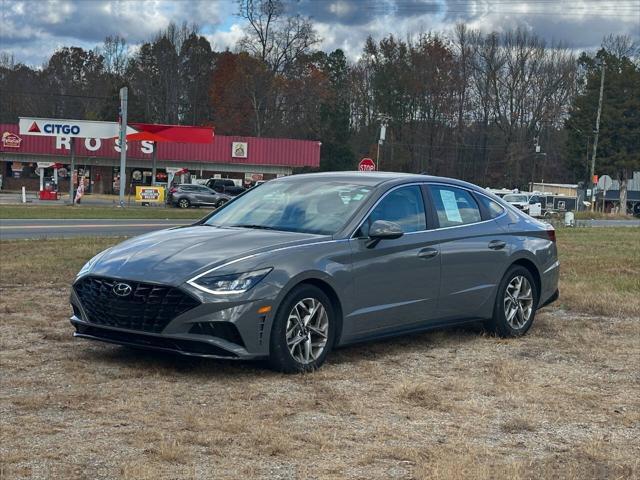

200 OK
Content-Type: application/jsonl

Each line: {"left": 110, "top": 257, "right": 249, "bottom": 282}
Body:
{"left": 485, "top": 266, "right": 538, "bottom": 337}
{"left": 268, "top": 284, "right": 336, "bottom": 373}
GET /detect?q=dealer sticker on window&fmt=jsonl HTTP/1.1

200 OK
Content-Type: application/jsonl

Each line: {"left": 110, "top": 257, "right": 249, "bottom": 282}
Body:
{"left": 439, "top": 189, "right": 462, "bottom": 223}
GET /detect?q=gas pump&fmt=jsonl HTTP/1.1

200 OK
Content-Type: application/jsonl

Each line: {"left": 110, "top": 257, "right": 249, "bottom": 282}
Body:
{"left": 37, "top": 162, "right": 62, "bottom": 200}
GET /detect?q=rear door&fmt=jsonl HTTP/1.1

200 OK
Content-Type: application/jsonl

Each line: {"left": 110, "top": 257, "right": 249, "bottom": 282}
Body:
{"left": 194, "top": 186, "right": 219, "bottom": 205}
{"left": 345, "top": 184, "right": 441, "bottom": 338}
{"left": 425, "top": 184, "right": 510, "bottom": 321}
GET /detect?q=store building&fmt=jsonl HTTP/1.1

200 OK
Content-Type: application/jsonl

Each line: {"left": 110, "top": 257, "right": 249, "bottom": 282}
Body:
{"left": 0, "top": 123, "right": 321, "bottom": 193}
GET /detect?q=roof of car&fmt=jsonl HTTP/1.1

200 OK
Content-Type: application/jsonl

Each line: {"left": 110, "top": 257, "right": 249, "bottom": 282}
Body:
{"left": 275, "top": 171, "right": 483, "bottom": 191}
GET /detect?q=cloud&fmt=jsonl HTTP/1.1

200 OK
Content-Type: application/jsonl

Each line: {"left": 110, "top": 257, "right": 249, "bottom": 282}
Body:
{"left": 1, "top": 0, "right": 638, "bottom": 65}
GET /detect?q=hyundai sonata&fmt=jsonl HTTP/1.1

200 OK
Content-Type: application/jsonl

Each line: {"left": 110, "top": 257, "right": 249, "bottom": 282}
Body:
{"left": 70, "top": 172, "right": 559, "bottom": 372}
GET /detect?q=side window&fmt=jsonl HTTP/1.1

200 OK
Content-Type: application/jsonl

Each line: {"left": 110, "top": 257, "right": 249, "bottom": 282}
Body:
{"left": 361, "top": 186, "right": 426, "bottom": 236}
{"left": 476, "top": 194, "right": 505, "bottom": 219}
{"left": 430, "top": 185, "right": 482, "bottom": 228}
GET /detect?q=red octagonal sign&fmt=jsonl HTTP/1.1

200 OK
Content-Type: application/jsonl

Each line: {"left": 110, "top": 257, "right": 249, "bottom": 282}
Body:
{"left": 358, "top": 158, "right": 376, "bottom": 171}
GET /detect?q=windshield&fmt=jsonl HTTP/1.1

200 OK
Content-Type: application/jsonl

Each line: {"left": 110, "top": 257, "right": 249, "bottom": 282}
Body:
{"left": 503, "top": 194, "right": 528, "bottom": 203}
{"left": 204, "top": 179, "right": 373, "bottom": 235}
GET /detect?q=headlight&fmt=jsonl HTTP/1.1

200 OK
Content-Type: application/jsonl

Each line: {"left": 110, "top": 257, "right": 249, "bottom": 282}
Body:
{"left": 187, "top": 268, "right": 272, "bottom": 295}
{"left": 77, "top": 249, "right": 110, "bottom": 277}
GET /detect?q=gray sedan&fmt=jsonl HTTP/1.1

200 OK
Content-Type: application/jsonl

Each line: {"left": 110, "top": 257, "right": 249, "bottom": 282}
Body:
{"left": 70, "top": 172, "right": 559, "bottom": 372}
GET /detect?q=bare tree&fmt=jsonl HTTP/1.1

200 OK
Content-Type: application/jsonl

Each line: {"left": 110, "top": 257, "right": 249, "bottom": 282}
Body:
{"left": 101, "top": 35, "right": 128, "bottom": 77}
{"left": 237, "top": 0, "right": 318, "bottom": 74}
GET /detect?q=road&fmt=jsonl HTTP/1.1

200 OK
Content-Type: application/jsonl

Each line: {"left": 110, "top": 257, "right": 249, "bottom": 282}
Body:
{"left": 0, "top": 219, "right": 191, "bottom": 240}
{"left": 575, "top": 219, "right": 640, "bottom": 228}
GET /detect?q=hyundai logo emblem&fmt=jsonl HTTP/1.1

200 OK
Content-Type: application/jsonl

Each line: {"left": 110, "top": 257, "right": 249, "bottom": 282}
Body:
{"left": 112, "top": 282, "right": 132, "bottom": 297}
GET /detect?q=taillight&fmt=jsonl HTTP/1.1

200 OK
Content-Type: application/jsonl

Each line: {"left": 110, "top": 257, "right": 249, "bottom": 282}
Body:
{"left": 169, "top": 187, "right": 177, "bottom": 194}
{"left": 546, "top": 227, "right": 556, "bottom": 243}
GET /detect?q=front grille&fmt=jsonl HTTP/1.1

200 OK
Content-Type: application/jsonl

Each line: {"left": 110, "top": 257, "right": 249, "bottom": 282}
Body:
{"left": 74, "top": 276, "right": 200, "bottom": 333}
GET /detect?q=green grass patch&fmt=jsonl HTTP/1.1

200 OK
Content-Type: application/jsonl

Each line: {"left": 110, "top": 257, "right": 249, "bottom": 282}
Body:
{"left": 0, "top": 205, "right": 207, "bottom": 220}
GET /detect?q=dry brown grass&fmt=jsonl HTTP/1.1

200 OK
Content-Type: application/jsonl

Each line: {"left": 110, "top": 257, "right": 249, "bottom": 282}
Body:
{"left": 1, "top": 230, "right": 639, "bottom": 479}
{"left": 556, "top": 228, "right": 640, "bottom": 317}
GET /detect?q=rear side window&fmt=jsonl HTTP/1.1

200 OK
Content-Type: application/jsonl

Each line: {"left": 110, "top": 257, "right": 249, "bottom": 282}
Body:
{"left": 361, "top": 185, "right": 427, "bottom": 236}
{"left": 430, "top": 185, "right": 482, "bottom": 228}
{"left": 476, "top": 194, "right": 505, "bottom": 219}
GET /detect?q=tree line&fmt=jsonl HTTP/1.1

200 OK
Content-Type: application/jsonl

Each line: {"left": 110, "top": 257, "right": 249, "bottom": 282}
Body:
{"left": 0, "top": 0, "right": 638, "bottom": 200}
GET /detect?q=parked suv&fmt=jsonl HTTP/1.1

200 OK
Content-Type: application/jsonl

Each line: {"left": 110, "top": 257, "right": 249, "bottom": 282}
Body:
{"left": 204, "top": 178, "right": 245, "bottom": 196}
{"left": 168, "top": 184, "right": 229, "bottom": 209}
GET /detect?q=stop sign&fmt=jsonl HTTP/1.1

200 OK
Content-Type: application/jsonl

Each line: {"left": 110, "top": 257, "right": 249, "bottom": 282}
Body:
{"left": 358, "top": 158, "right": 376, "bottom": 171}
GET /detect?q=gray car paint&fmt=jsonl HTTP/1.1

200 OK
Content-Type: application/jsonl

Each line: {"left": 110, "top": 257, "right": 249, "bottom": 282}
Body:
{"left": 70, "top": 172, "right": 559, "bottom": 360}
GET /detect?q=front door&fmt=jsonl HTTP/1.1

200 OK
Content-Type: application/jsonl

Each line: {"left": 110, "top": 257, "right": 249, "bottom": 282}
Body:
{"left": 345, "top": 185, "right": 441, "bottom": 338}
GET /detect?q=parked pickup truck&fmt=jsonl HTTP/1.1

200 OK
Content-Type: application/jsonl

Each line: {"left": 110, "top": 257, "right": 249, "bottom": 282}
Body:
{"left": 503, "top": 193, "right": 543, "bottom": 217}
{"left": 204, "top": 178, "right": 246, "bottom": 196}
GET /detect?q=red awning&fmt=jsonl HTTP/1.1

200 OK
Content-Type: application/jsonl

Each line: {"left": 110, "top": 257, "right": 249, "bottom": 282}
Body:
{"left": 127, "top": 123, "right": 214, "bottom": 144}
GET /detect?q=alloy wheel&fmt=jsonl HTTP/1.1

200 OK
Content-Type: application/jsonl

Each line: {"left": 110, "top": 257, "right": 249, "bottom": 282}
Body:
{"left": 285, "top": 297, "right": 329, "bottom": 364}
{"left": 179, "top": 199, "right": 189, "bottom": 208}
{"left": 503, "top": 275, "right": 534, "bottom": 329}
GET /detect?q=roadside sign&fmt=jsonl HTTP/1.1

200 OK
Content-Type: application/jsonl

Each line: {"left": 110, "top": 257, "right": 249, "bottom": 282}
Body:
{"left": 597, "top": 175, "right": 613, "bottom": 191}
{"left": 358, "top": 158, "right": 376, "bottom": 171}
{"left": 19, "top": 117, "right": 135, "bottom": 139}
{"left": 135, "top": 186, "right": 165, "bottom": 203}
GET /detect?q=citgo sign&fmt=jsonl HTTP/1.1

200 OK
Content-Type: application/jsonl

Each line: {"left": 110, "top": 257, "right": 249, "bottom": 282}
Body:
{"left": 19, "top": 117, "right": 134, "bottom": 139}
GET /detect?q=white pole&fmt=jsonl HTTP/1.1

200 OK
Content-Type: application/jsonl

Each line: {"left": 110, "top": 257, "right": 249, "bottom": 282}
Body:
{"left": 119, "top": 86, "right": 128, "bottom": 207}
{"left": 21, "top": 186, "right": 26, "bottom": 203}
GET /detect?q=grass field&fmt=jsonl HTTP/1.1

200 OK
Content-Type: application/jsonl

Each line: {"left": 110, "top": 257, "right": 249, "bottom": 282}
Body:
{"left": 0, "top": 205, "right": 206, "bottom": 220}
{"left": 1, "top": 229, "right": 638, "bottom": 479}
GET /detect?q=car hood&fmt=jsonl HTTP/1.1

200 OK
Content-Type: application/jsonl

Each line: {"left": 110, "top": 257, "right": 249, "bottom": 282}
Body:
{"left": 88, "top": 225, "right": 326, "bottom": 285}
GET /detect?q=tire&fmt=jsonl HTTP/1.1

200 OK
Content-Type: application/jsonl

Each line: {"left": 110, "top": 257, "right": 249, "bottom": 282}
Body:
{"left": 485, "top": 265, "right": 538, "bottom": 337}
{"left": 268, "top": 284, "right": 336, "bottom": 373}
{"left": 177, "top": 198, "right": 190, "bottom": 209}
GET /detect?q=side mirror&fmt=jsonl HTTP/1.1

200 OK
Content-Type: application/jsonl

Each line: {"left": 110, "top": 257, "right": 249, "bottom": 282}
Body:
{"left": 366, "top": 220, "right": 404, "bottom": 248}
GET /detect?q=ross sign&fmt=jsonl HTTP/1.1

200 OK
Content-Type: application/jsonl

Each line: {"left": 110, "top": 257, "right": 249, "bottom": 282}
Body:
{"left": 135, "top": 186, "right": 165, "bottom": 203}
{"left": 19, "top": 117, "right": 136, "bottom": 139}
{"left": 2, "top": 131, "right": 22, "bottom": 148}
{"left": 358, "top": 158, "right": 376, "bottom": 171}
{"left": 232, "top": 142, "right": 248, "bottom": 158}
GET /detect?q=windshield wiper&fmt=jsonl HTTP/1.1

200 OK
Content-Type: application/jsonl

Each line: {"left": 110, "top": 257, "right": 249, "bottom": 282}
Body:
{"left": 229, "top": 224, "right": 280, "bottom": 230}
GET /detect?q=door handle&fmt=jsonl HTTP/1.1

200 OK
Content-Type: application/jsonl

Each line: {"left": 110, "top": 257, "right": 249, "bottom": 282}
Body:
{"left": 418, "top": 247, "right": 439, "bottom": 259}
{"left": 488, "top": 240, "right": 507, "bottom": 250}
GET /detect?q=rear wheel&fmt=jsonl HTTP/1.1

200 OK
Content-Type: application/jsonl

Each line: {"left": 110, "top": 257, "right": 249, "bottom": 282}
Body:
{"left": 486, "top": 265, "right": 538, "bottom": 337}
{"left": 178, "top": 198, "right": 190, "bottom": 209}
{"left": 269, "top": 284, "right": 335, "bottom": 373}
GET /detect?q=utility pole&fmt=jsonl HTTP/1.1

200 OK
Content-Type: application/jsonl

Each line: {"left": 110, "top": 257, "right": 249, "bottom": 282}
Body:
{"left": 118, "top": 86, "right": 128, "bottom": 207}
{"left": 589, "top": 59, "right": 605, "bottom": 211}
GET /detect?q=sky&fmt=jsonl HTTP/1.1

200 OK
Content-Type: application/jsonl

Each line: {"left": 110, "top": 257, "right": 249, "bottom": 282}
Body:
{"left": 1, "top": 0, "right": 639, "bottom": 66}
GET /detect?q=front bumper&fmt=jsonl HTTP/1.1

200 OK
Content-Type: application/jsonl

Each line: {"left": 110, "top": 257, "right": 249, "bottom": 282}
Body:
{"left": 70, "top": 318, "right": 259, "bottom": 359}
{"left": 70, "top": 275, "right": 278, "bottom": 360}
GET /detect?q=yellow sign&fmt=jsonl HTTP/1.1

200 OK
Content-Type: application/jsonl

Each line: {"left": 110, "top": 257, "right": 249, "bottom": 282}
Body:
{"left": 135, "top": 186, "right": 165, "bottom": 203}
